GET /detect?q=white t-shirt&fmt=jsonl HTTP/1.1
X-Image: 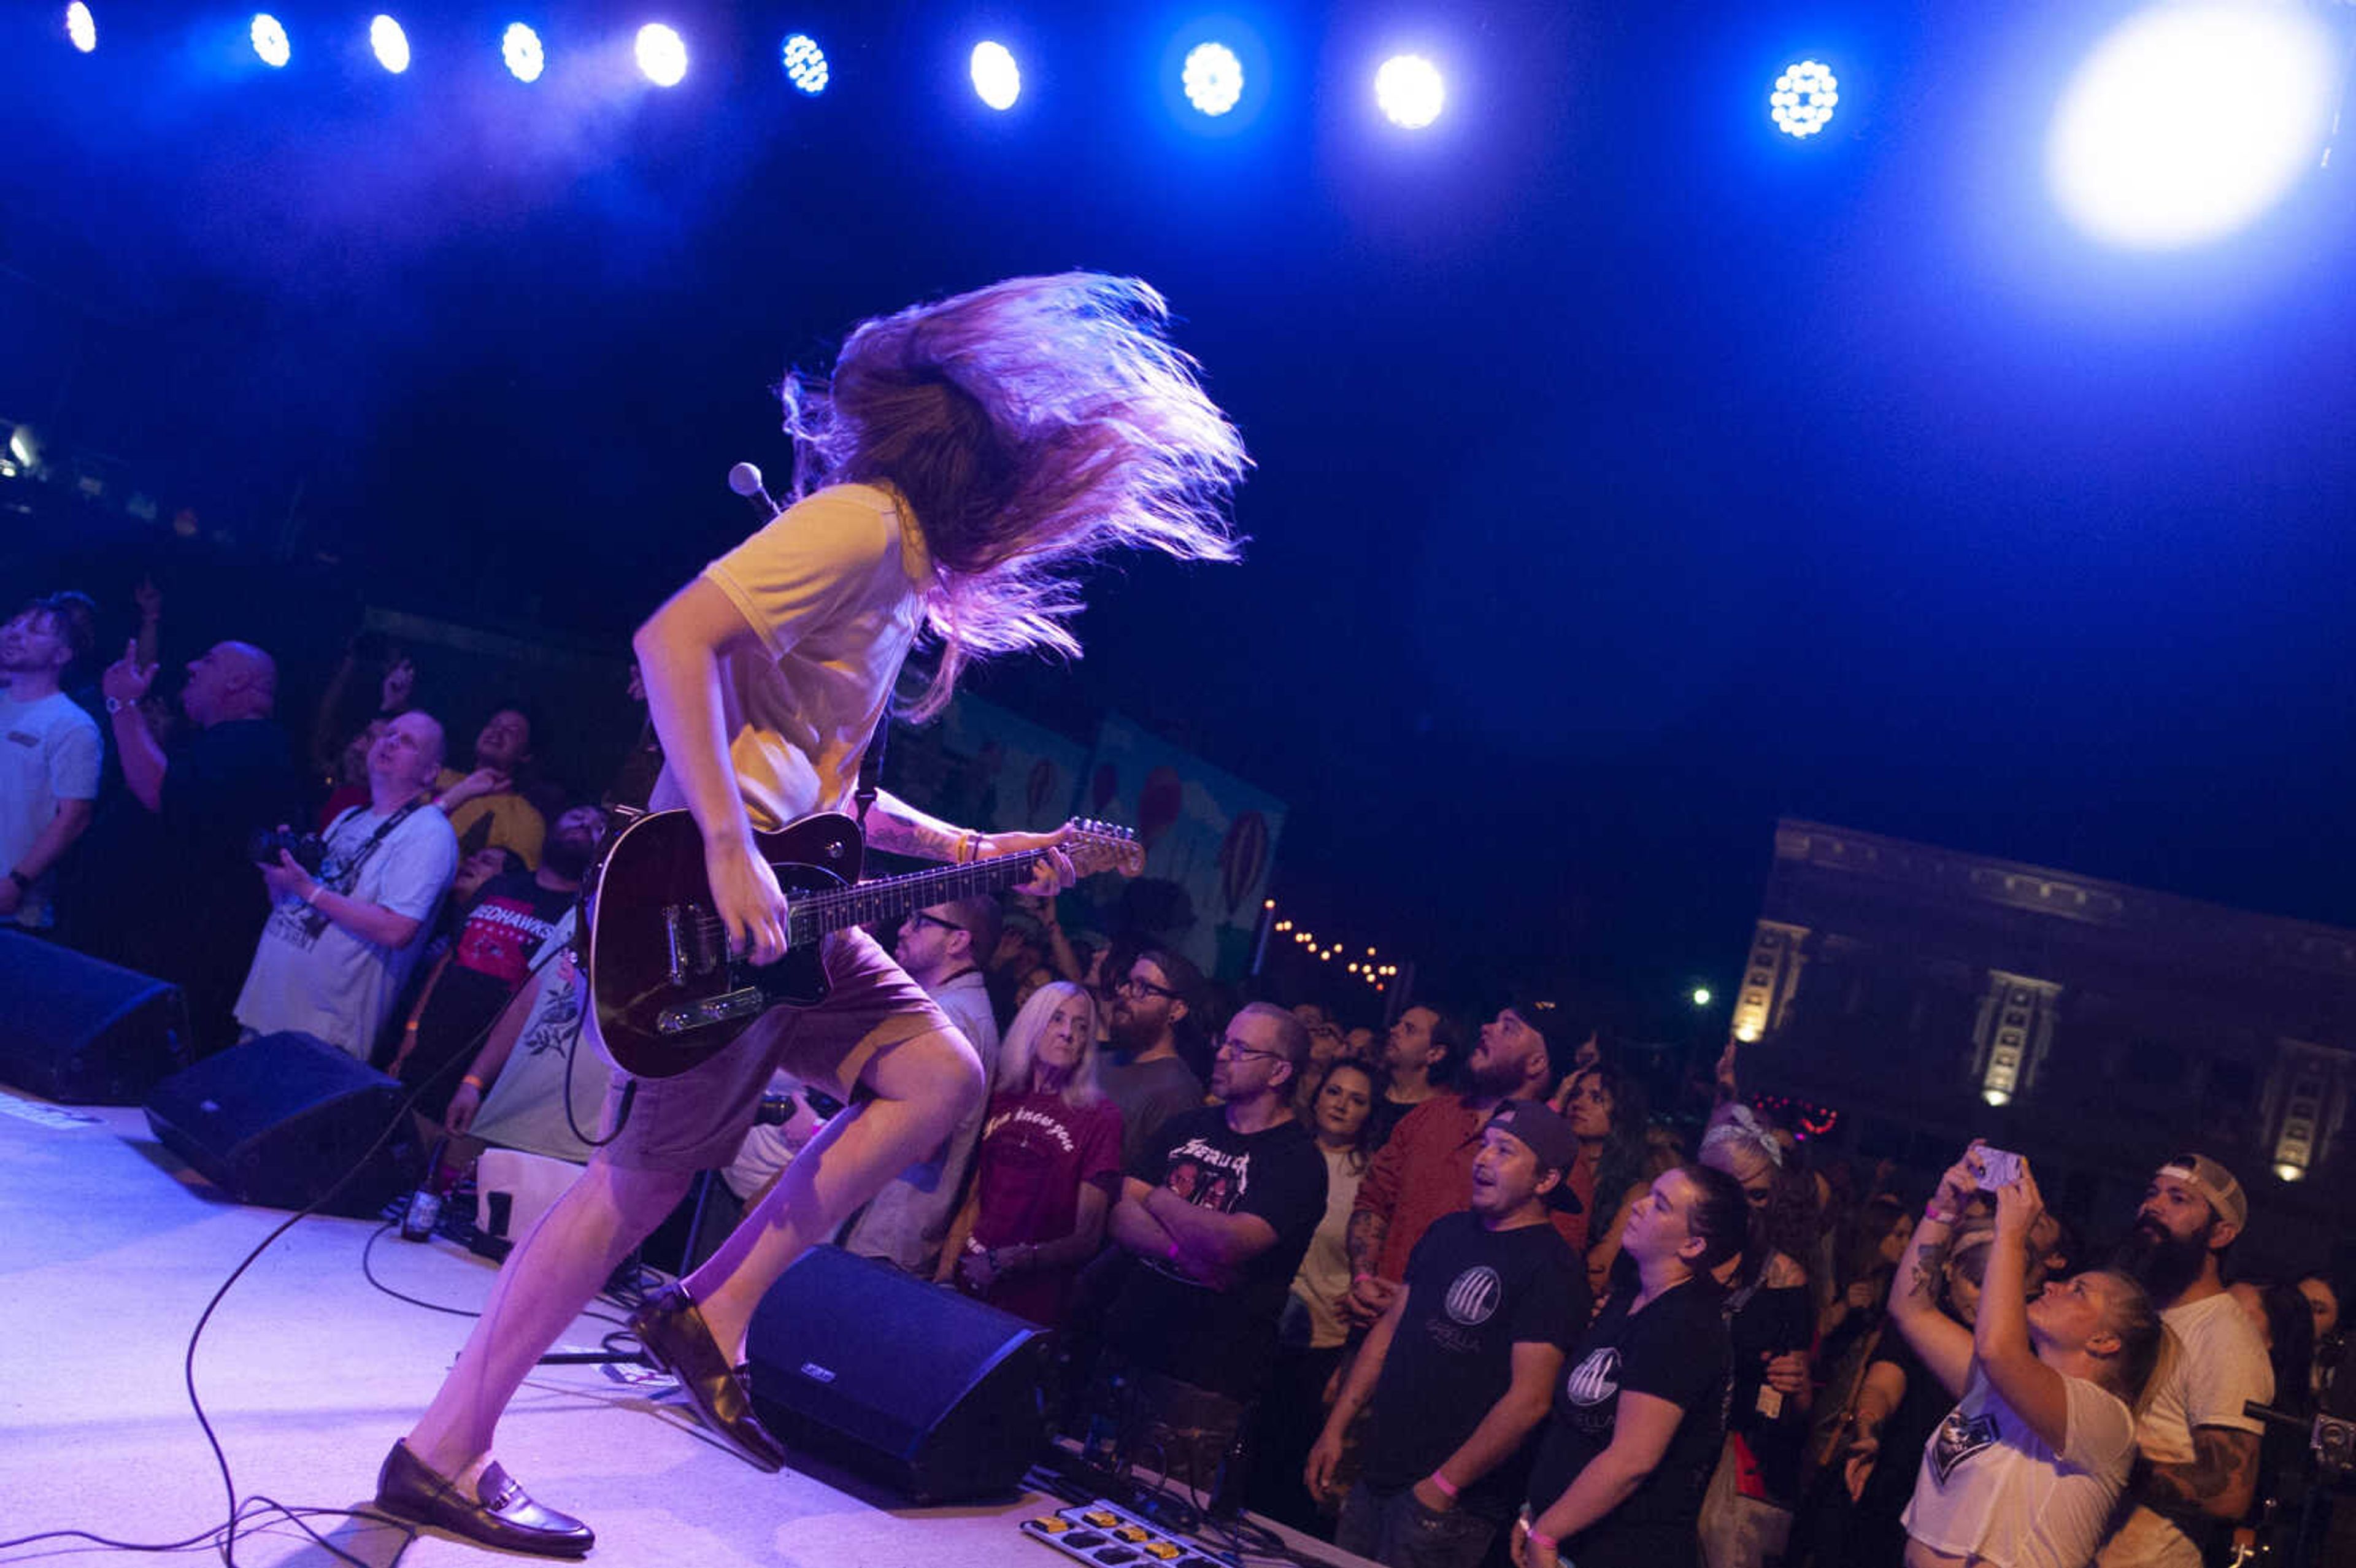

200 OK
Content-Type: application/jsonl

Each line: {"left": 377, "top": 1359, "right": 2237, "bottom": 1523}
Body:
{"left": 1904, "top": 1365, "right": 2138, "bottom": 1568}
{"left": 234, "top": 802, "right": 457, "bottom": 1059}
{"left": 2094, "top": 1290, "right": 2274, "bottom": 1568}
{"left": 0, "top": 690, "right": 102, "bottom": 929}
{"left": 1288, "top": 1145, "right": 1368, "bottom": 1350}
{"left": 652, "top": 483, "right": 931, "bottom": 833}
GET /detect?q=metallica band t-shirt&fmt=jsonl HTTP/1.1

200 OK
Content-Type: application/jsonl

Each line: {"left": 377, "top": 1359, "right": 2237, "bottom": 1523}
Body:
{"left": 1523, "top": 1277, "right": 1730, "bottom": 1568}
{"left": 1104, "top": 1105, "right": 1328, "bottom": 1401}
{"left": 1361, "top": 1210, "right": 1587, "bottom": 1520}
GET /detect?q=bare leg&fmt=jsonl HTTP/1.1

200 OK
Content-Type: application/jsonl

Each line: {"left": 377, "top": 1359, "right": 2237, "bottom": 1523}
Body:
{"left": 683, "top": 1027, "right": 982, "bottom": 1362}
{"left": 405, "top": 1155, "right": 693, "bottom": 1486}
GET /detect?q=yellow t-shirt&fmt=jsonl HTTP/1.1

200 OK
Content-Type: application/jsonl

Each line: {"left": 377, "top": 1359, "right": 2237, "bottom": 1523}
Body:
{"left": 433, "top": 767, "right": 547, "bottom": 869}
{"left": 653, "top": 483, "right": 931, "bottom": 832}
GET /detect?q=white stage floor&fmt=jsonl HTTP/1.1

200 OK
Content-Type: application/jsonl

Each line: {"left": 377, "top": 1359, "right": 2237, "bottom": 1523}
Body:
{"left": 0, "top": 1092, "right": 1363, "bottom": 1568}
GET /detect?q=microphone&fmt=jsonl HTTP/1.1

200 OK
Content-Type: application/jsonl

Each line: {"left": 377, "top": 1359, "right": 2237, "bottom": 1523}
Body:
{"left": 728, "top": 461, "right": 779, "bottom": 519}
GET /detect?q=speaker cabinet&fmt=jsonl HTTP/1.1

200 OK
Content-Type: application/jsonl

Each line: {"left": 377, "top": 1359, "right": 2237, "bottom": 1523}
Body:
{"left": 142, "top": 1031, "right": 412, "bottom": 1216}
{"left": 0, "top": 932, "right": 190, "bottom": 1104}
{"left": 746, "top": 1245, "right": 1049, "bottom": 1502}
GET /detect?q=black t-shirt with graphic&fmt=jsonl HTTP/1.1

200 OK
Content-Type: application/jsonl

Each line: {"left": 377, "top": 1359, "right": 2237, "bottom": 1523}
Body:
{"left": 1362, "top": 1210, "right": 1587, "bottom": 1520}
{"left": 1524, "top": 1277, "right": 1730, "bottom": 1568}
{"left": 398, "top": 869, "right": 574, "bottom": 1116}
{"left": 1104, "top": 1106, "right": 1328, "bottom": 1400}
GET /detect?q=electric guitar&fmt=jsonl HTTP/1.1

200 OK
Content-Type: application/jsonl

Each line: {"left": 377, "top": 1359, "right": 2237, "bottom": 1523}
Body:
{"left": 585, "top": 809, "right": 1139, "bottom": 1079}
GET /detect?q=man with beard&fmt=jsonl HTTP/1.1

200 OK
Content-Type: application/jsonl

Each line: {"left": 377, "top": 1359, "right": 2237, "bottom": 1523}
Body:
{"left": 387, "top": 804, "right": 608, "bottom": 1127}
{"left": 1346, "top": 1007, "right": 1582, "bottom": 1329}
{"left": 1099, "top": 948, "right": 1207, "bottom": 1172}
{"left": 2095, "top": 1153, "right": 2273, "bottom": 1568}
{"left": 1096, "top": 1001, "right": 1328, "bottom": 1486}
{"left": 1366, "top": 1005, "right": 1460, "bottom": 1148}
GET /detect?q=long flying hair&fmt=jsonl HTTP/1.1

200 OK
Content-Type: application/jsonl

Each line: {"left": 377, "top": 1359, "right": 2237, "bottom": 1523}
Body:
{"left": 996, "top": 980, "right": 1105, "bottom": 1109}
{"left": 784, "top": 273, "right": 1249, "bottom": 720}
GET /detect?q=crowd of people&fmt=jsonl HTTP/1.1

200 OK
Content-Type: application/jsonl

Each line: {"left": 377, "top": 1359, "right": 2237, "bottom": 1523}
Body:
{"left": 7, "top": 567, "right": 2353, "bottom": 1568}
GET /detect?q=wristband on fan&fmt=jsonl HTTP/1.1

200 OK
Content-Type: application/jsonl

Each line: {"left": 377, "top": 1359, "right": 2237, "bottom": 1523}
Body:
{"left": 1922, "top": 1203, "right": 1959, "bottom": 1225}
{"left": 1526, "top": 1527, "right": 1558, "bottom": 1553}
{"left": 461, "top": 1075, "right": 487, "bottom": 1092}
{"left": 1426, "top": 1471, "right": 1460, "bottom": 1501}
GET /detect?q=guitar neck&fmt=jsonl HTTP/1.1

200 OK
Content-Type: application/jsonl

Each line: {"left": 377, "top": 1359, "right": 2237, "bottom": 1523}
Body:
{"left": 789, "top": 852, "right": 1047, "bottom": 943}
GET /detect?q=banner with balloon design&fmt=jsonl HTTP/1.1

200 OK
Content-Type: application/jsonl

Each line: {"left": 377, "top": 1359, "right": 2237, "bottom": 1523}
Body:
{"left": 1081, "top": 712, "right": 1287, "bottom": 980}
{"left": 884, "top": 693, "right": 1090, "bottom": 836}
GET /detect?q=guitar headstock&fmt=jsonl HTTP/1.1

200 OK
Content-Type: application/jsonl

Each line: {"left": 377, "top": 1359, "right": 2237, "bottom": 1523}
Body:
{"left": 1063, "top": 818, "right": 1144, "bottom": 878}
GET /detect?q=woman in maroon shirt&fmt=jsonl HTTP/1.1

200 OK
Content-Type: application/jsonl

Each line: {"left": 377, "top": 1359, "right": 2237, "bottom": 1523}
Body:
{"left": 938, "top": 980, "right": 1124, "bottom": 1326}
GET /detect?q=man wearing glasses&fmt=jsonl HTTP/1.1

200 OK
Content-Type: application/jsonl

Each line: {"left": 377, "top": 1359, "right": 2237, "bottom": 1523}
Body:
{"left": 833, "top": 897, "right": 1007, "bottom": 1274}
{"left": 1101, "top": 950, "right": 1209, "bottom": 1172}
{"left": 1095, "top": 1001, "right": 1330, "bottom": 1488}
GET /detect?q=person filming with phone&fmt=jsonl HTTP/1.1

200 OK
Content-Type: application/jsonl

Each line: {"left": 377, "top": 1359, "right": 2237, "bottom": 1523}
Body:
{"left": 1887, "top": 1143, "right": 2167, "bottom": 1568}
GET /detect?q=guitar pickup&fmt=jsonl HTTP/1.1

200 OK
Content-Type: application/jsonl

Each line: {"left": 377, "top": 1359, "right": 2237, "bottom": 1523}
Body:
{"left": 655, "top": 988, "right": 769, "bottom": 1036}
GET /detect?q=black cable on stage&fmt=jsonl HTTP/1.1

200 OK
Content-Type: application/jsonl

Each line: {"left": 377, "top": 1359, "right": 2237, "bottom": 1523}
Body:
{"left": 358, "top": 1219, "right": 633, "bottom": 1330}
{"left": 10, "top": 932, "right": 605, "bottom": 1566}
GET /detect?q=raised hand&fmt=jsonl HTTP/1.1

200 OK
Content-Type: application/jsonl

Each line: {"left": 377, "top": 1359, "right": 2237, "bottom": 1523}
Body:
{"left": 100, "top": 639, "right": 159, "bottom": 707}
{"left": 380, "top": 655, "right": 417, "bottom": 712}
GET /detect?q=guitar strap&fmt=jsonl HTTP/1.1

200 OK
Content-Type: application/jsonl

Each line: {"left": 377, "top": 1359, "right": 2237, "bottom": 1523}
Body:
{"left": 853, "top": 697, "right": 891, "bottom": 829}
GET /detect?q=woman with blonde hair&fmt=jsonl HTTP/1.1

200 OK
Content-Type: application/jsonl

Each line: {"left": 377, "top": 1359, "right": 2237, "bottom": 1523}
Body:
{"left": 939, "top": 980, "right": 1125, "bottom": 1327}
{"left": 1887, "top": 1147, "right": 2166, "bottom": 1568}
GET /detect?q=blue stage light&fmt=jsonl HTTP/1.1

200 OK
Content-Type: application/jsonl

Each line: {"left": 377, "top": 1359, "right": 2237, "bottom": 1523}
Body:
{"left": 971, "top": 40, "right": 1020, "bottom": 110}
{"left": 636, "top": 22, "right": 687, "bottom": 87}
{"left": 782, "top": 33, "right": 828, "bottom": 94}
{"left": 501, "top": 22, "right": 543, "bottom": 83}
{"left": 370, "top": 15, "right": 410, "bottom": 75}
{"left": 251, "top": 13, "right": 290, "bottom": 69}
{"left": 1182, "top": 42, "right": 1244, "bottom": 117}
{"left": 1770, "top": 61, "right": 1838, "bottom": 139}
{"left": 2050, "top": 1, "right": 2336, "bottom": 249}
{"left": 65, "top": 3, "right": 96, "bottom": 53}
{"left": 1376, "top": 55, "right": 1444, "bottom": 129}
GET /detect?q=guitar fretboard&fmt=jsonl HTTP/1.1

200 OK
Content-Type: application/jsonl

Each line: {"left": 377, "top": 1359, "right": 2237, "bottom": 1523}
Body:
{"left": 784, "top": 851, "right": 1064, "bottom": 947}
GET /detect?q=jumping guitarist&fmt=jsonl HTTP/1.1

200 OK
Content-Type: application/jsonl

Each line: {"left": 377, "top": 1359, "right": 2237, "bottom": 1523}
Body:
{"left": 375, "top": 274, "right": 1248, "bottom": 1558}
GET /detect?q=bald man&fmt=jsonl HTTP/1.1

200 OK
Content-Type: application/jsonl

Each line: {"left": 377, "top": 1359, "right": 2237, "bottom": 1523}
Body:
{"left": 67, "top": 637, "right": 306, "bottom": 1050}
{"left": 234, "top": 709, "right": 458, "bottom": 1060}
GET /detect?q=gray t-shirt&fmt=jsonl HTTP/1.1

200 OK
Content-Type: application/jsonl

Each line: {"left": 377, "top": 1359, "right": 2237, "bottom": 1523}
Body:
{"left": 234, "top": 802, "right": 456, "bottom": 1059}
{"left": 0, "top": 691, "right": 101, "bottom": 929}
{"left": 1099, "top": 1051, "right": 1207, "bottom": 1176}
{"left": 840, "top": 968, "right": 1003, "bottom": 1273}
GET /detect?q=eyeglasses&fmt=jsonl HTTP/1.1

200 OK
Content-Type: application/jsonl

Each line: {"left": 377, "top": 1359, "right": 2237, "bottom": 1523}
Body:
{"left": 1214, "top": 1036, "right": 1288, "bottom": 1063}
{"left": 1118, "top": 974, "right": 1184, "bottom": 1001}
{"left": 907, "top": 912, "right": 962, "bottom": 936}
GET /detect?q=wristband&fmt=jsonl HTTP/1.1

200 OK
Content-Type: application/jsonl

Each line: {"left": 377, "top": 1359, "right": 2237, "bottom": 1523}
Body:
{"left": 460, "top": 1074, "right": 486, "bottom": 1092}
{"left": 1922, "top": 1204, "right": 1958, "bottom": 1225}
{"left": 1426, "top": 1471, "right": 1460, "bottom": 1501}
{"left": 302, "top": 883, "right": 324, "bottom": 908}
{"left": 1527, "top": 1528, "right": 1558, "bottom": 1553}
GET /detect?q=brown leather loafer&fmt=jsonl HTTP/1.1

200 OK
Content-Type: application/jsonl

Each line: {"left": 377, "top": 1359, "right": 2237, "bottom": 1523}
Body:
{"left": 374, "top": 1440, "right": 595, "bottom": 1558}
{"left": 628, "top": 1286, "right": 788, "bottom": 1472}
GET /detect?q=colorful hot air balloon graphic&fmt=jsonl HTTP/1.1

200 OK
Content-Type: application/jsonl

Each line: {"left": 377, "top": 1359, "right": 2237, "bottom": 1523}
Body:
{"left": 1217, "top": 810, "right": 1269, "bottom": 918}
{"left": 1137, "top": 766, "right": 1184, "bottom": 850}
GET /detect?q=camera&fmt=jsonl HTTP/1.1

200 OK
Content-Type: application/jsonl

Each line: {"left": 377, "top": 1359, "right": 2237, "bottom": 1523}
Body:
{"left": 248, "top": 826, "right": 327, "bottom": 875}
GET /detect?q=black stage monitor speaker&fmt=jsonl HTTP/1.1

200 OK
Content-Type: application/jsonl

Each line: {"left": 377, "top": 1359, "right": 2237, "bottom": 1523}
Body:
{"left": 142, "top": 1031, "right": 412, "bottom": 1216}
{"left": 746, "top": 1244, "right": 1049, "bottom": 1503}
{"left": 0, "top": 931, "right": 191, "bottom": 1104}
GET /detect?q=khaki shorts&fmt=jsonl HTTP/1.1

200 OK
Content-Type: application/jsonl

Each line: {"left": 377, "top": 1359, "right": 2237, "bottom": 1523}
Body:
{"left": 595, "top": 927, "right": 957, "bottom": 1174}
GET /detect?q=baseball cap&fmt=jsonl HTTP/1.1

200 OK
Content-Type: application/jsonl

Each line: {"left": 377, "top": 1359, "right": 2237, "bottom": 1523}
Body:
{"left": 2155, "top": 1153, "right": 2248, "bottom": 1232}
{"left": 1487, "top": 1099, "right": 1584, "bottom": 1212}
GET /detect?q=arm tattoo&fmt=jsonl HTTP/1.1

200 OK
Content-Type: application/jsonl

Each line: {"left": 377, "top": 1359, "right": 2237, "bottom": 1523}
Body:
{"left": 1901, "top": 1233, "right": 1947, "bottom": 1305}
{"left": 1347, "top": 1210, "right": 1388, "bottom": 1278}
{"left": 2142, "top": 1428, "right": 2259, "bottom": 1516}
